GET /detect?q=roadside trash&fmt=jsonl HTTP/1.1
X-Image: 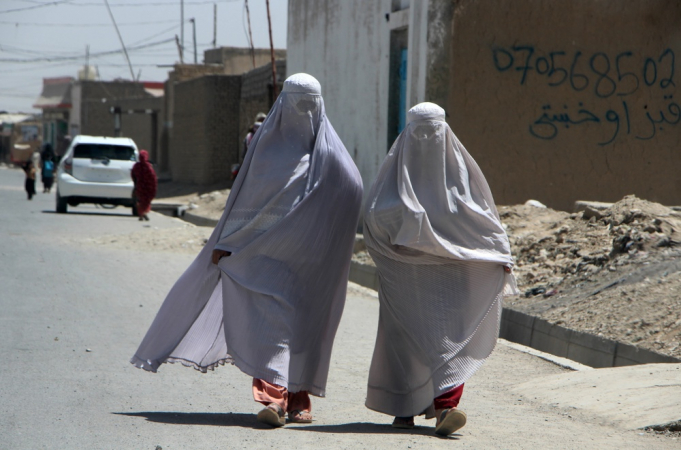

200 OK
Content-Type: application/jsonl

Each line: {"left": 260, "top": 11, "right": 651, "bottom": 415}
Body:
{"left": 543, "top": 289, "right": 558, "bottom": 298}
{"left": 525, "top": 286, "right": 546, "bottom": 297}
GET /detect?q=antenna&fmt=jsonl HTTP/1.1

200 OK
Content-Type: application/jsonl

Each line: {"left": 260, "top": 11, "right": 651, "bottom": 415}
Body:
{"left": 245, "top": 0, "right": 255, "bottom": 69}
{"left": 103, "top": 0, "right": 135, "bottom": 81}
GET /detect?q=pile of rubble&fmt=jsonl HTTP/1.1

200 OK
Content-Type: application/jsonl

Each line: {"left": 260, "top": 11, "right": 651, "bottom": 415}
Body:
{"left": 352, "top": 195, "right": 681, "bottom": 359}
{"left": 501, "top": 195, "right": 681, "bottom": 295}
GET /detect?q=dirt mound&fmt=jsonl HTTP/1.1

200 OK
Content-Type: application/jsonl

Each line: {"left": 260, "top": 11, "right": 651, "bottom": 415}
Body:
{"left": 352, "top": 195, "right": 681, "bottom": 360}
{"left": 502, "top": 196, "right": 681, "bottom": 293}
{"left": 501, "top": 195, "right": 681, "bottom": 359}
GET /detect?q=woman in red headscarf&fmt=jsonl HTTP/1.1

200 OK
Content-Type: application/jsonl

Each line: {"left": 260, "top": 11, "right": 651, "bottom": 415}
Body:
{"left": 131, "top": 150, "right": 157, "bottom": 221}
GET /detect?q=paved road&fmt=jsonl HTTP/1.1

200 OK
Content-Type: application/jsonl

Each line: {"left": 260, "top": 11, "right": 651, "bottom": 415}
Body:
{"left": 0, "top": 167, "right": 676, "bottom": 449}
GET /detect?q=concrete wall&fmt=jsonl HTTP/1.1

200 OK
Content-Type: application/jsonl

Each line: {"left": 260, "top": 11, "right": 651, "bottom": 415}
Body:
{"left": 287, "top": 0, "right": 392, "bottom": 195}
{"left": 72, "top": 81, "right": 161, "bottom": 160}
{"left": 239, "top": 60, "right": 286, "bottom": 161}
{"left": 289, "top": 0, "right": 681, "bottom": 211}
{"left": 204, "top": 47, "right": 286, "bottom": 75}
{"left": 170, "top": 75, "right": 241, "bottom": 184}
{"left": 431, "top": 0, "right": 681, "bottom": 211}
{"left": 160, "top": 64, "right": 227, "bottom": 174}
{"left": 76, "top": 81, "right": 150, "bottom": 136}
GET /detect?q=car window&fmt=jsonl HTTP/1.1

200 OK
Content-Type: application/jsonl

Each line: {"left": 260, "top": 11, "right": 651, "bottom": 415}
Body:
{"left": 73, "top": 144, "right": 136, "bottom": 161}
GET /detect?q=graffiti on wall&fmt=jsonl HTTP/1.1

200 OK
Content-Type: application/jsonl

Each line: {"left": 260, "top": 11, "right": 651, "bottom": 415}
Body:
{"left": 492, "top": 46, "right": 678, "bottom": 145}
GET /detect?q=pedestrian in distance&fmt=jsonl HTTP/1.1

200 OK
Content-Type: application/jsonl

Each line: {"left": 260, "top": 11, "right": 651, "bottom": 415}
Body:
{"left": 131, "top": 73, "right": 363, "bottom": 428}
{"left": 130, "top": 150, "right": 157, "bottom": 221}
{"left": 242, "top": 112, "right": 267, "bottom": 160}
{"left": 40, "top": 143, "right": 55, "bottom": 167}
{"left": 232, "top": 112, "right": 268, "bottom": 181}
{"left": 363, "top": 102, "right": 518, "bottom": 436}
{"left": 31, "top": 148, "right": 41, "bottom": 177}
{"left": 23, "top": 160, "right": 36, "bottom": 200}
{"left": 41, "top": 154, "right": 55, "bottom": 193}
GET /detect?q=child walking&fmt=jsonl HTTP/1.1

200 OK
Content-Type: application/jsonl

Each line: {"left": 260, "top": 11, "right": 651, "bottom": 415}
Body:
{"left": 23, "top": 160, "right": 37, "bottom": 200}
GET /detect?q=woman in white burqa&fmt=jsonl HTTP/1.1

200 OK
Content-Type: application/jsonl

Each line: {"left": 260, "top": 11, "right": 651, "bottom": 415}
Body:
{"left": 363, "top": 102, "right": 517, "bottom": 436}
{"left": 131, "top": 74, "right": 363, "bottom": 427}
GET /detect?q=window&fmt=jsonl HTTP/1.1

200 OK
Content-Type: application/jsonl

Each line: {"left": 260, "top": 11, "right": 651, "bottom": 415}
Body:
{"left": 73, "top": 144, "right": 135, "bottom": 161}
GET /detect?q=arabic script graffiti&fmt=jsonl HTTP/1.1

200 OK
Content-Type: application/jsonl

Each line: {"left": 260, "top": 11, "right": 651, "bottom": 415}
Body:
{"left": 492, "top": 46, "right": 678, "bottom": 145}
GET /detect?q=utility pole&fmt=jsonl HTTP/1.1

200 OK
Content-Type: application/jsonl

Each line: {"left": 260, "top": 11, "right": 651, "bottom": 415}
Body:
{"left": 175, "top": 34, "right": 183, "bottom": 63}
{"left": 212, "top": 3, "right": 217, "bottom": 48}
{"left": 180, "top": 0, "right": 184, "bottom": 58}
{"left": 266, "top": 0, "right": 277, "bottom": 98}
{"left": 190, "top": 18, "right": 197, "bottom": 64}
{"left": 103, "top": 0, "right": 135, "bottom": 81}
{"left": 85, "top": 45, "right": 90, "bottom": 80}
{"left": 245, "top": 0, "right": 255, "bottom": 69}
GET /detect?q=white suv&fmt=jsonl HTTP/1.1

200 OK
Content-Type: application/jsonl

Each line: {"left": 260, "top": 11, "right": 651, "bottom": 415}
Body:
{"left": 56, "top": 135, "right": 139, "bottom": 214}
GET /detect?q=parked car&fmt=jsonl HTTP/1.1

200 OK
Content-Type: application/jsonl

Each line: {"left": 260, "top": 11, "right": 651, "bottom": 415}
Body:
{"left": 55, "top": 135, "right": 139, "bottom": 215}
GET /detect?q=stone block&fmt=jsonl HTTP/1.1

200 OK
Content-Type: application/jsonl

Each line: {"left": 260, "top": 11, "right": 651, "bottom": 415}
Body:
{"left": 573, "top": 200, "right": 614, "bottom": 213}
{"left": 530, "top": 318, "right": 571, "bottom": 358}
{"left": 500, "top": 308, "right": 534, "bottom": 347}
{"left": 614, "top": 343, "right": 681, "bottom": 366}
{"left": 567, "top": 330, "right": 617, "bottom": 368}
{"left": 349, "top": 261, "right": 380, "bottom": 291}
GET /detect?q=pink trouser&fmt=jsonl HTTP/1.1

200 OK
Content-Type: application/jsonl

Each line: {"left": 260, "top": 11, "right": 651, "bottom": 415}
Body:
{"left": 252, "top": 378, "right": 312, "bottom": 413}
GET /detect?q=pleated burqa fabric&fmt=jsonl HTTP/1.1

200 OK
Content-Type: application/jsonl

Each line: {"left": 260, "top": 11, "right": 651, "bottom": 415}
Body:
{"left": 364, "top": 102, "right": 518, "bottom": 417}
{"left": 131, "top": 74, "right": 363, "bottom": 397}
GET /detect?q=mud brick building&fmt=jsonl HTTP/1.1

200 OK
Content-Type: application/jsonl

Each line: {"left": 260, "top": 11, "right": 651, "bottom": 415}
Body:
{"left": 287, "top": 0, "right": 681, "bottom": 211}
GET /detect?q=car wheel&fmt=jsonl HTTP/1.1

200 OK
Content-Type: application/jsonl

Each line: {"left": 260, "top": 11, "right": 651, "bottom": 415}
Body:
{"left": 56, "top": 191, "right": 68, "bottom": 213}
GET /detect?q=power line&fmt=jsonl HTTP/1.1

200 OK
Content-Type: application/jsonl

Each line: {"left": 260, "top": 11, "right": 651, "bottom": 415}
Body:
{"left": 0, "top": 19, "right": 181, "bottom": 27}
{"left": 58, "top": 0, "right": 238, "bottom": 6}
{"left": 104, "top": 0, "right": 137, "bottom": 80}
{"left": 127, "top": 23, "right": 181, "bottom": 47}
{"left": 0, "top": 37, "right": 174, "bottom": 63}
{"left": 0, "top": 0, "right": 72, "bottom": 14}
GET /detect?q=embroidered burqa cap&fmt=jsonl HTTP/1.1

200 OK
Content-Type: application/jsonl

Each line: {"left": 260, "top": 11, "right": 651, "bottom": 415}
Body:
{"left": 131, "top": 73, "right": 363, "bottom": 397}
{"left": 363, "top": 102, "right": 517, "bottom": 417}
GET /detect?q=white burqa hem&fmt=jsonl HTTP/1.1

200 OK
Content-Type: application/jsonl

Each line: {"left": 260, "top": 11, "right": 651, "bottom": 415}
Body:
{"left": 131, "top": 74, "right": 363, "bottom": 397}
{"left": 364, "top": 102, "right": 518, "bottom": 417}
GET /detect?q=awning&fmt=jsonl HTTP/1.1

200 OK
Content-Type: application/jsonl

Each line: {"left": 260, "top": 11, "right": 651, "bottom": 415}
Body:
{"left": 33, "top": 77, "right": 73, "bottom": 109}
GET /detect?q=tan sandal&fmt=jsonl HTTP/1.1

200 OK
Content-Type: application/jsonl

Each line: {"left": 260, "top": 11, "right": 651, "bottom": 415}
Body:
{"left": 434, "top": 408, "right": 467, "bottom": 436}
{"left": 288, "top": 409, "right": 313, "bottom": 423}
{"left": 257, "top": 404, "right": 285, "bottom": 428}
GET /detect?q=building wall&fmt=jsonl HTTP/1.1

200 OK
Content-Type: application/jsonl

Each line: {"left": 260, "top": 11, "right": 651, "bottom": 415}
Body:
{"left": 289, "top": 0, "right": 681, "bottom": 211}
{"left": 204, "top": 47, "right": 286, "bottom": 75}
{"left": 239, "top": 60, "right": 286, "bottom": 161}
{"left": 77, "top": 81, "right": 149, "bottom": 135}
{"left": 287, "top": 0, "right": 392, "bottom": 194}
{"left": 160, "top": 64, "right": 228, "bottom": 174}
{"left": 73, "top": 81, "right": 160, "bottom": 160}
{"left": 431, "top": 0, "right": 681, "bottom": 210}
{"left": 170, "top": 75, "right": 242, "bottom": 184}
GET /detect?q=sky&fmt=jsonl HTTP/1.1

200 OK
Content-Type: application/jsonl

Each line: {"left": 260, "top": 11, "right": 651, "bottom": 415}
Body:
{"left": 0, "top": 0, "right": 288, "bottom": 113}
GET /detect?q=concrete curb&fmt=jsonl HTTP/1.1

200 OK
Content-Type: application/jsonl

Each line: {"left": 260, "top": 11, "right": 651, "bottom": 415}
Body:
{"left": 150, "top": 202, "right": 184, "bottom": 217}
{"left": 497, "top": 338, "right": 593, "bottom": 371}
{"left": 181, "top": 211, "right": 219, "bottom": 228}
{"left": 348, "top": 261, "right": 681, "bottom": 368}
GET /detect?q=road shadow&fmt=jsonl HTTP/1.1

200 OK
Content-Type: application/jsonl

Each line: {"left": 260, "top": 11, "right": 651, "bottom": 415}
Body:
{"left": 41, "top": 210, "right": 134, "bottom": 218}
{"left": 285, "top": 422, "right": 460, "bottom": 439}
{"left": 114, "top": 413, "right": 460, "bottom": 438}
{"left": 114, "top": 411, "right": 274, "bottom": 430}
